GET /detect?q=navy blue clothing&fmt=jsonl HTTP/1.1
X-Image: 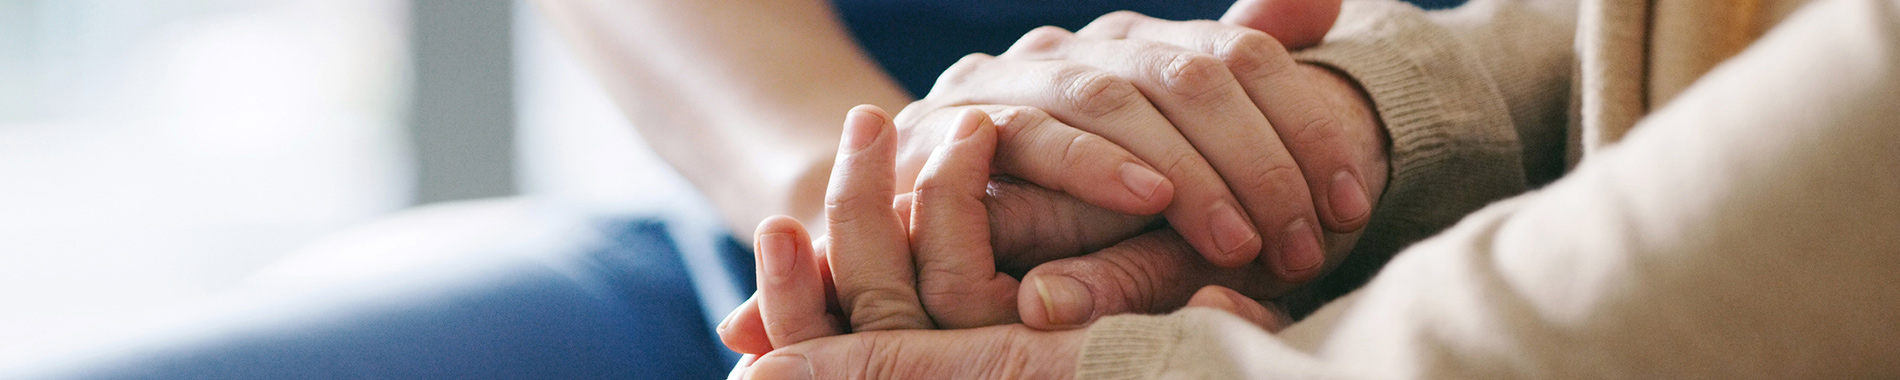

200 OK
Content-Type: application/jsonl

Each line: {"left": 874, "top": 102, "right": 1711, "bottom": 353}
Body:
{"left": 837, "top": 0, "right": 1234, "bottom": 97}
{"left": 836, "top": 0, "right": 1466, "bottom": 97}
{"left": 33, "top": 219, "right": 755, "bottom": 380}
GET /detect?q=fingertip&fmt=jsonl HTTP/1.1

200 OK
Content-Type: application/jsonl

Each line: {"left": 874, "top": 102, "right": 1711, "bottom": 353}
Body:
{"left": 1019, "top": 274, "right": 1095, "bottom": 330}
{"left": 719, "top": 297, "right": 774, "bottom": 355}
{"left": 1221, "top": 0, "right": 1340, "bottom": 49}
{"left": 842, "top": 105, "right": 892, "bottom": 152}
{"left": 1323, "top": 169, "right": 1373, "bottom": 231}
{"left": 850, "top": 104, "right": 891, "bottom": 120}
{"left": 755, "top": 215, "right": 806, "bottom": 239}
{"left": 1272, "top": 219, "right": 1324, "bottom": 283}
{"left": 1203, "top": 202, "right": 1262, "bottom": 267}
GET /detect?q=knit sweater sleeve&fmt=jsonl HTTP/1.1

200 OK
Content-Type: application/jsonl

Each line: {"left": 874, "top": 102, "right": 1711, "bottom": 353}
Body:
{"left": 1076, "top": 0, "right": 1900, "bottom": 378}
{"left": 1283, "top": 0, "right": 1577, "bottom": 307}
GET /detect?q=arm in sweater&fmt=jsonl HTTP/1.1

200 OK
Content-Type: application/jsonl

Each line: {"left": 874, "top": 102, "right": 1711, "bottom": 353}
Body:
{"left": 1283, "top": 0, "right": 1577, "bottom": 309}
{"left": 1081, "top": 0, "right": 1900, "bottom": 378}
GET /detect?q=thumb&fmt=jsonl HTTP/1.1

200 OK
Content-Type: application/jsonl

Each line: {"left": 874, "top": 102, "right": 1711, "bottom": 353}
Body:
{"left": 1220, "top": 0, "right": 1342, "bottom": 49}
{"left": 1015, "top": 229, "right": 1295, "bottom": 330}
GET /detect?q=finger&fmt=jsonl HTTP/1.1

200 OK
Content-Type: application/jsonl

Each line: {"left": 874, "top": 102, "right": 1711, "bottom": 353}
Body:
{"left": 825, "top": 105, "right": 934, "bottom": 331}
{"left": 931, "top": 52, "right": 1263, "bottom": 268}
{"left": 718, "top": 294, "right": 773, "bottom": 355}
{"left": 909, "top": 109, "right": 1022, "bottom": 328}
{"left": 1221, "top": 0, "right": 1342, "bottom": 49}
{"left": 1184, "top": 285, "right": 1290, "bottom": 332}
{"left": 755, "top": 216, "right": 846, "bottom": 348}
{"left": 983, "top": 179, "right": 1157, "bottom": 274}
{"left": 904, "top": 104, "right": 1175, "bottom": 216}
{"left": 746, "top": 325, "right": 1086, "bottom": 380}
{"left": 1012, "top": 27, "right": 1328, "bottom": 281}
{"left": 1016, "top": 229, "right": 1293, "bottom": 329}
{"left": 1082, "top": 14, "right": 1385, "bottom": 237}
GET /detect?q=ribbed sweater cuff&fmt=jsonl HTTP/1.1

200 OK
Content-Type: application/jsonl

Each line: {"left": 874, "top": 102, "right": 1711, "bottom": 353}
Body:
{"left": 1289, "top": 0, "right": 1528, "bottom": 303}
{"left": 1077, "top": 309, "right": 1250, "bottom": 380}
{"left": 1076, "top": 313, "right": 1179, "bottom": 380}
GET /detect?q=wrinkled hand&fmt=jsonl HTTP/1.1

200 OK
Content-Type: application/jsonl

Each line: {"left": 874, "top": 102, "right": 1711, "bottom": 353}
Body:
{"left": 729, "top": 286, "right": 1283, "bottom": 380}
{"left": 722, "top": 105, "right": 1286, "bottom": 379}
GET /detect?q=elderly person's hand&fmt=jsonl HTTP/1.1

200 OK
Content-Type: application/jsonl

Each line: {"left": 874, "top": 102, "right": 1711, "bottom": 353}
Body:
{"left": 721, "top": 103, "right": 1286, "bottom": 379}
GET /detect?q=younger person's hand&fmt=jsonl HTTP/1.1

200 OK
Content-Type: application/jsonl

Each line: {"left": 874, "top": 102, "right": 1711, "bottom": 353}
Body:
{"left": 718, "top": 105, "right": 1018, "bottom": 353}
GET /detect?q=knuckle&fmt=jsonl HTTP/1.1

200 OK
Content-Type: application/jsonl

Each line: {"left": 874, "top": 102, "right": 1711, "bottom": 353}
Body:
{"left": 1053, "top": 67, "right": 1141, "bottom": 119}
{"left": 762, "top": 316, "right": 825, "bottom": 343}
{"left": 1058, "top": 257, "right": 1153, "bottom": 312}
{"left": 1056, "top": 133, "right": 1110, "bottom": 185}
{"left": 1159, "top": 52, "right": 1238, "bottom": 99}
{"left": 1238, "top": 154, "right": 1306, "bottom": 196}
{"left": 823, "top": 182, "right": 882, "bottom": 212}
{"left": 1289, "top": 107, "right": 1348, "bottom": 146}
{"left": 910, "top": 169, "right": 963, "bottom": 198}
{"left": 983, "top": 183, "right": 1074, "bottom": 269}
{"left": 1213, "top": 30, "right": 1293, "bottom": 80}
{"left": 1007, "top": 26, "right": 1073, "bottom": 55}
{"left": 1154, "top": 151, "right": 1202, "bottom": 180}
{"left": 986, "top": 105, "right": 1051, "bottom": 140}
{"left": 1086, "top": 10, "right": 1146, "bottom": 33}
{"left": 845, "top": 288, "right": 929, "bottom": 331}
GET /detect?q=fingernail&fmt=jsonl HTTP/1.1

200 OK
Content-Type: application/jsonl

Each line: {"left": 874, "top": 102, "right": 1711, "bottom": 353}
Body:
{"left": 1033, "top": 275, "right": 1094, "bottom": 326}
{"left": 1117, "top": 163, "right": 1166, "bottom": 201}
{"left": 841, "top": 109, "right": 881, "bottom": 152}
{"left": 751, "top": 355, "right": 812, "bottom": 380}
{"left": 1209, "top": 203, "right": 1258, "bottom": 259}
{"left": 948, "top": 109, "right": 985, "bottom": 141}
{"left": 760, "top": 233, "right": 796, "bottom": 279}
{"left": 1279, "top": 219, "right": 1323, "bottom": 272}
{"left": 1328, "top": 170, "right": 1371, "bottom": 224}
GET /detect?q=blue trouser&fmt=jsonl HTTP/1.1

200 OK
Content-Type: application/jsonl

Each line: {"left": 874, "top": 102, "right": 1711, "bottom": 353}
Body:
{"left": 25, "top": 217, "right": 756, "bottom": 379}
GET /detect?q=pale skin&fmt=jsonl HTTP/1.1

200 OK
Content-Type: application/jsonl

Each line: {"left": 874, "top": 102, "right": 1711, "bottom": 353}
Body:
{"left": 717, "top": 6, "right": 1386, "bottom": 358}
{"left": 539, "top": 0, "right": 1386, "bottom": 362}
{"left": 535, "top": 0, "right": 1370, "bottom": 280}
{"left": 715, "top": 5, "right": 1393, "bottom": 380}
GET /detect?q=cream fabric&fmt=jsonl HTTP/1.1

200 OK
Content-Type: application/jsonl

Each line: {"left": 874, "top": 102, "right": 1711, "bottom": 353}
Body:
{"left": 1078, "top": 0, "right": 1900, "bottom": 378}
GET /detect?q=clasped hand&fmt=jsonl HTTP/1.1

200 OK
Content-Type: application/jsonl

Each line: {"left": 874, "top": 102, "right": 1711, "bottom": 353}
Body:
{"left": 720, "top": 3, "right": 1384, "bottom": 379}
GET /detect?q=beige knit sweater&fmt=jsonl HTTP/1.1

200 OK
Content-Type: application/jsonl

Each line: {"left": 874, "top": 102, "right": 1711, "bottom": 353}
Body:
{"left": 1077, "top": 0, "right": 1900, "bottom": 378}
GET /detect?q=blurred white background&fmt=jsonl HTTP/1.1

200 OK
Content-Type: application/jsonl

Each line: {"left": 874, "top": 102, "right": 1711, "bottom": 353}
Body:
{"left": 0, "top": 0, "right": 690, "bottom": 356}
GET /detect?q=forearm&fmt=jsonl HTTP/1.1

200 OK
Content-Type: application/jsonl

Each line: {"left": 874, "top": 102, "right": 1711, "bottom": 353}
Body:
{"left": 535, "top": 0, "right": 912, "bottom": 237}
